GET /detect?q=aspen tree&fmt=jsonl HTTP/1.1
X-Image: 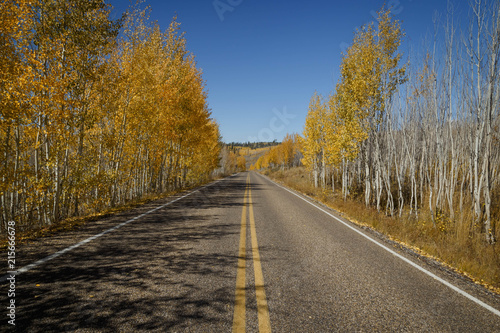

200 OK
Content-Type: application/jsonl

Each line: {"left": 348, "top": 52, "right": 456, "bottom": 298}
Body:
{"left": 0, "top": 0, "right": 36, "bottom": 227}
{"left": 0, "top": 2, "right": 221, "bottom": 233}
{"left": 301, "top": 93, "right": 327, "bottom": 188}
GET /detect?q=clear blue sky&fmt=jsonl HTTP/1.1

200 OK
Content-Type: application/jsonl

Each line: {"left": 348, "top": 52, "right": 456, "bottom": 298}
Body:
{"left": 109, "top": 0, "right": 466, "bottom": 143}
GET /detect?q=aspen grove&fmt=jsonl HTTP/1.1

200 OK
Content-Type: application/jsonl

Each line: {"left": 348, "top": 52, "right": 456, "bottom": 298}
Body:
{"left": 300, "top": 4, "right": 500, "bottom": 243}
{"left": 0, "top": 1, "right": 221, "bottom": 232}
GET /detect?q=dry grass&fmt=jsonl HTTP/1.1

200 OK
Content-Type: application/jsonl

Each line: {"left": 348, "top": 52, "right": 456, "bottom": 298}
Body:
{"left": 263, "top": 167, "right": 500, "bottom": 294}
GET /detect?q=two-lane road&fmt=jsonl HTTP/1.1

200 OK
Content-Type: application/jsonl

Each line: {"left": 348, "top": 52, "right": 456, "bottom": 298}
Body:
{"left": 2, "top": 172, "right": 500, "bottom": 331}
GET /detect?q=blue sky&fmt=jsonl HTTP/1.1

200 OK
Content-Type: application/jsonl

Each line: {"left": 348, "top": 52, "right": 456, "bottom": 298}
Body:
{"left": 109, "top": 0, "right": 465, "bottom": 143}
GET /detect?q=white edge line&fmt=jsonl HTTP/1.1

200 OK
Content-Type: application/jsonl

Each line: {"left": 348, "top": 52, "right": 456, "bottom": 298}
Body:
{"left": 256, "top": 172, "right": 500, "bottom": 318}
{"left": 0, "top": 178, "right": 227, "bottom": 283}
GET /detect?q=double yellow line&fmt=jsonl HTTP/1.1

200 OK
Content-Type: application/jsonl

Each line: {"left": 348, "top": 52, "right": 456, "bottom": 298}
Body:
{"left": 233, "top": 174, "right": 271, "bottom": 333}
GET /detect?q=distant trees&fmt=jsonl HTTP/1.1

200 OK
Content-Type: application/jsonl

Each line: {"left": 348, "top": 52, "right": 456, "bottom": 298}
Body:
{"left": 226, "top": 141, "right": 279, "bottom": 149}
{"left": 0, "top": 1, "right": 221, "bottom": 232}
{"left": 236, "top": 156, "right": 247, "bottom": 172}
{"left": 252, "top": 134, "right": 301, "bottom": 170}
{"left": 300, "top": 3, "right": 500, "bottom": 243}
{"left": 217, "top": 145, "right": 247, "bottom": 174}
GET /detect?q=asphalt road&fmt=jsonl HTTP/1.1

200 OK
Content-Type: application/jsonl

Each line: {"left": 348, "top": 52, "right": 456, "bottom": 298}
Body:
{"left": 1, "top": 171, "right": 500, "bottom": 332}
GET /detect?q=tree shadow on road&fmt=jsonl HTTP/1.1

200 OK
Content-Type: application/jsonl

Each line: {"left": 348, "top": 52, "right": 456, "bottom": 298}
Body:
{"left": 4, "top": 178, "right": 254, "bottom": 331}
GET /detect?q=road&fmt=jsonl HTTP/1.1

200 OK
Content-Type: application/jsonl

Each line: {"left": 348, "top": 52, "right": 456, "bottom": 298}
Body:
{"left": 1, "top": 171, "right": 500, "bottom": 332}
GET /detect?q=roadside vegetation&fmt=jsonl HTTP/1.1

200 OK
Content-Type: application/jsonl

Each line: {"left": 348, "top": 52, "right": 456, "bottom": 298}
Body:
{"left": 0, "top": 1, "right": 222, "bottom": 236}
{"left": 223, "top": 142, "right": 279, "bottom": 172}
{"left": 252, "top": 3, "right": 500, "bottom": 292}
{"left": 262, "top": 167, "right": 500, "bottom": 293}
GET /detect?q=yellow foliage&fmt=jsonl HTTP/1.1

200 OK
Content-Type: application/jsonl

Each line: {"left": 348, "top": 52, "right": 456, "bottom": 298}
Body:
{"left": 237, "top": 156, "right": 247, "bottom": 171}
{"left": 0, "top": 3, "right": 221, "bottom": 230}
{"left": 250, "top": 134, "right": 301, "bottom": 170}
{"left": 301, "top": 92, "right": 327, "bottom": 172}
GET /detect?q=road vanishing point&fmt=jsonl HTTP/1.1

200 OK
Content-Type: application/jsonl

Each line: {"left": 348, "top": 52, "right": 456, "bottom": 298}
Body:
{"left": 2, "top": 171, "right": 500, "bottom": 332}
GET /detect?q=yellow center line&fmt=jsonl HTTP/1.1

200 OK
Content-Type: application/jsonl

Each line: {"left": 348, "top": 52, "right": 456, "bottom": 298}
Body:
{"left": 233, "top": 174, "right": 272, "bottom": 333}
{"left": 248, "top": 177, "right": 272, "bottom": 333}
{"left": 232, "top": 183, "right": 247, "bottom": 332}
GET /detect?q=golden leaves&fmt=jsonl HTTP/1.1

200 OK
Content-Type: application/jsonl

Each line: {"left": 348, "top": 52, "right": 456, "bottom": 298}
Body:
{"left": 1, "top": 2, "right": 221, "bottom": 231}
{"left": 300, "top": 6, "right": 406, "bottom": 180}
{"left": 301, "top": 92, "right": 327, "bottom": 171}
{"left": 251, "top": 134, "right": 301, "bottom": 171}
